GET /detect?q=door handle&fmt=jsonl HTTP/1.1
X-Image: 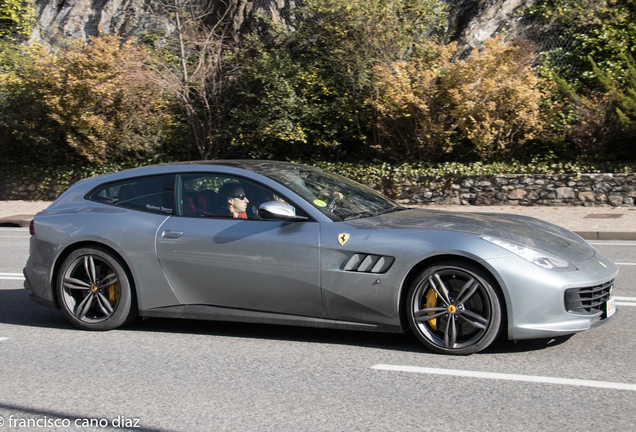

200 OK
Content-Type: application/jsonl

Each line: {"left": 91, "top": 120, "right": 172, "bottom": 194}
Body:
{"left": 162, "top": 230, "right": 184, "bottom": 239}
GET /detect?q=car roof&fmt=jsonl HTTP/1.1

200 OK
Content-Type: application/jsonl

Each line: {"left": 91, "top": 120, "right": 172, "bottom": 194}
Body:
{"left": 165, "top": 160, "right": 316, "bottom": 170}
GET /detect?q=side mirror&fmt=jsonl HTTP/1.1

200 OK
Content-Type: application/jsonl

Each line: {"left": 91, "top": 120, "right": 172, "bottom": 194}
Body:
{"left": 259, "top": 201, "right": 308, "bottom": 222}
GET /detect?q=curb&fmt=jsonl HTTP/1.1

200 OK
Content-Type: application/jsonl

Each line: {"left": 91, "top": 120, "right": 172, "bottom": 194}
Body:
{"left": 0, "top": 215, "right": 33, "bottom": 228}
{"left": 574, "top": 231, "right": 636, "bottom": 241}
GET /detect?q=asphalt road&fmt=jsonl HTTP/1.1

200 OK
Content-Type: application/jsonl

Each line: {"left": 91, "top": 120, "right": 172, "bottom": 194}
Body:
{"left": 1, "top": 227, "right": 635, "bottom": 432}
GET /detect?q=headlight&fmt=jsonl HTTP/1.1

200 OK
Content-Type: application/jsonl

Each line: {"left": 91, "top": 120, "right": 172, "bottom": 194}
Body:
{"left": 481, "top": 236, "right": 577, "bottom": 271}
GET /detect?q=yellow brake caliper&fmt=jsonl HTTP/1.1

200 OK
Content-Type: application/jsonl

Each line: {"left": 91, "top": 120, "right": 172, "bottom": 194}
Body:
{"left": 108, "top": 282, "right": 119, "bottom": 305}
{"left": 425, "top": 289, "right": 438, "bottom": 331}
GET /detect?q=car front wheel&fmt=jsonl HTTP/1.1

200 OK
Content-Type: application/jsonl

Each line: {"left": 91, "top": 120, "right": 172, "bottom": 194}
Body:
{"left": 57, "top": 247, "right": 137, "bottom": 330}
{"left": 407, "top": 261, "right": 502, "bottom": 355}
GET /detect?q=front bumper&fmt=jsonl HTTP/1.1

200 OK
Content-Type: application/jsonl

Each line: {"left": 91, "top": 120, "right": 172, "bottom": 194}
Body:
{"left": 486, "top": 251, "right": 618, "bottom": 340}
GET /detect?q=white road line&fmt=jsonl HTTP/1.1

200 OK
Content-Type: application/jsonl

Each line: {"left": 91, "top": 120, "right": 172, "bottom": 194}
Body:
{"left": 0, "top": 337, "right": 9, "bottom": 342}
{"left": 590, "top": 242, "right": 636, "bottom": 246}
{"left": 616, "top": 263, "right": 636, "bottom": 266}
{"left": 371, "top": 365, "right": 636, "bottom": 392}
{"left": 615, "top": 296, "right": 636, "bottom": 306}
{"left": 0, "top": 272, "right": 24, "bottom": 280}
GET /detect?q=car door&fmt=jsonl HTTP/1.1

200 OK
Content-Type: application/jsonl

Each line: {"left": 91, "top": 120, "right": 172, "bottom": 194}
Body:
{"left": 155, "top": 173, "right": 322, "bottom": 317}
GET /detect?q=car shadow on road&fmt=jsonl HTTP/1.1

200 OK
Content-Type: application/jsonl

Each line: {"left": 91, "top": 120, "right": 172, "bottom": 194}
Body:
{"left": 128, "top": 316, "right": 427, "bottom": 354}
{"left": 0, "top": 289, "right": 73, "bottom": 330}
{"left": 1, "top": 288, "right": 574, "bottom": 356}
{"left": 483, "top": 334, "right": 574, "bottom": 354}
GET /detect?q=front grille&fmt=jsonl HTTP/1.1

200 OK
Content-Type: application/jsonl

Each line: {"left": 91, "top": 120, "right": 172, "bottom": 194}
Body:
{"left": 564, "top": 280, "right": 613, "bottom": 315}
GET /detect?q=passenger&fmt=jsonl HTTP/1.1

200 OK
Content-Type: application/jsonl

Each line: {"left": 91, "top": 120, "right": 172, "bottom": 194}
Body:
{"left": 218, "top": 183, "right": 249, "bottom": 219}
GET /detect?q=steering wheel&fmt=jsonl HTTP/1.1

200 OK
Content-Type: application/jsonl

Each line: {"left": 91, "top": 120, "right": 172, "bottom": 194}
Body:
{"left": 328, "top": 196, "right": 338, "bottom": 212}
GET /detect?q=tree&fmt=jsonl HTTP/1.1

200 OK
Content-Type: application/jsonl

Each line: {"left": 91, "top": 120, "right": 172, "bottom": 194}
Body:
{"left": 372, "top": 42, "right": 456, "bottom": 160}
{"left": 15, "top": 36, "right": 175, "bottom": 162}
{"left": 0, "top": 0, "right": 34, "bottom": 39}
{"left": 373, "top": 37, "right": 551, "bottom": 161}
{"left": 444, "top": 38, "right": 550, "bottom": 159}
{"left": 528, "top": 0, "right": 636, "bottom": 88}
{"left": 227, "top": 0, "right": 449, "bottom": 160}
{"left": 145, "top": 0, "right": 242, "bottom": 160}
{"left": 297, "top": 0, "right": 448, "bottom": 146}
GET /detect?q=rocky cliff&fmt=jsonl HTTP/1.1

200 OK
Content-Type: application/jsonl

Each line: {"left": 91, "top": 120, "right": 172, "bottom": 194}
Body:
{"left": 30, "top": 0, "right": 299, "bottom": 44}
{"left": 30, "top": 0, "right": 546, "bottom": 53}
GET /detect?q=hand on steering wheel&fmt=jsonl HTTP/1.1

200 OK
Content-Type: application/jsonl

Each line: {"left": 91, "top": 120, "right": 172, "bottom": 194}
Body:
{"left": 328, "top": 192, "right": 344, "bottom": 212}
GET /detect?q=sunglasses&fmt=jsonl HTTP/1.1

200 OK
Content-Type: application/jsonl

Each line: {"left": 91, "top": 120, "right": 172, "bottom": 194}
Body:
{"left": 230, "top": 194, "right": 247, "bottom": 200}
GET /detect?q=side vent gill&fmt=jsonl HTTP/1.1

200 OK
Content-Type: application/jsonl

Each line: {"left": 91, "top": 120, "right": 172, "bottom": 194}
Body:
{"left": 343, "top": 254, "right": 395, "bottom": 273}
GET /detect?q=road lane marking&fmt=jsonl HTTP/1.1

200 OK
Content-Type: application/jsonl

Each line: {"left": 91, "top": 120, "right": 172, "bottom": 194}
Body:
{"left": 371, "top": 365, "right": 636, "bottom": 392}
{"left": 0, "top": 338, "right": 8, "bottom": 342}
{"left": 0, "top": 272, "right": 24, "bottom": 280}
{"left": 616, "top": 263, "right": 636, "bottom": 266}
{"left": 590, "top": 242, "right": 636, "bottom": 246}
{"left": 615, "top": 296, "right": 636, "bottom": 307}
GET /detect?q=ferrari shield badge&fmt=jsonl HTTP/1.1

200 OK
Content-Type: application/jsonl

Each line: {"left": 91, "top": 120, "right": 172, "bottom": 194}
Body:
{"left": 338, "top": 233, "right": 350, "bottom": 246}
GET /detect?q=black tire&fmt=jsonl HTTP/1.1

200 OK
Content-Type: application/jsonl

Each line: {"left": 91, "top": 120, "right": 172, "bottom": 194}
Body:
{"left": 406, "top": 260, "right": 502, "bottom": 355}
{"left": 56, "top": 247, "right": 137, "bottom": 330}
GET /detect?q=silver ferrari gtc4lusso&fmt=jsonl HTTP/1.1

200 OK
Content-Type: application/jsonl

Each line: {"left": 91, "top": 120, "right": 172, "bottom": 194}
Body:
{"left": 24, "top": 160, "right": 618, "bottom": 354}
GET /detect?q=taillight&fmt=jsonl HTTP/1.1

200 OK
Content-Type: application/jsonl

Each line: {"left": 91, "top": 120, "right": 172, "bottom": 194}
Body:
{"left": 29, "top": 219, "right": 35, "bottom": 235}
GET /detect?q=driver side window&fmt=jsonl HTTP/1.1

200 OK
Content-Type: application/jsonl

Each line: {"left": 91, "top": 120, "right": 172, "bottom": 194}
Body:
{"left": 175, "top": 173, "right": 305, "bottom": 220}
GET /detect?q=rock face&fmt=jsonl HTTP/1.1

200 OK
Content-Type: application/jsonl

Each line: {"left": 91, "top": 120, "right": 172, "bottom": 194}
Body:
{"left": 30, "top": 0, "right": 299, "bottom": 44}
{"left": 446, "top": 0, "right": 544, "bottom": 54}
{"left": 31, "top": 0, "right": 545, "bottom": 50}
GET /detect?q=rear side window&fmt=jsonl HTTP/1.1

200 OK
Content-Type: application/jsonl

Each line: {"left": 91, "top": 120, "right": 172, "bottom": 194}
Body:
{"left": 87, "top": 175, "right": 175, "bottom": 215}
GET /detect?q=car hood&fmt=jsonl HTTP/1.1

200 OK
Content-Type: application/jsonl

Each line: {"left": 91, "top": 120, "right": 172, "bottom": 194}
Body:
{"left": 348, "top": 208, "right": 596, "bottom": 262}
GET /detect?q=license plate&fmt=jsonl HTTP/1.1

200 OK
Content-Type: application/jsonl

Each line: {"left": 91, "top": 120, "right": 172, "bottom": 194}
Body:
{"left": 606, "top": 297, "right": 616, "bottom": 318}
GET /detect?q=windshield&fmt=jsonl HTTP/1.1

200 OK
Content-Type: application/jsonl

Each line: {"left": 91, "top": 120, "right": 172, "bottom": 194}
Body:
{"left": 248, "top": 163, "right": 400, "bottom": 221}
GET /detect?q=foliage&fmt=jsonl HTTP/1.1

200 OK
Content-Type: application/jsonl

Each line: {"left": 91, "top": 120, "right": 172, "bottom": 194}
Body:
{"left": 229, "top": 37, "right": 348, "bottom": 159}
{"left": 306, "top": 157, "right": 635, "bottom": 187}
{"left": 4, "top": 156, "right": 633, "bottom": 201}
{"left": 371, "top": 42, "right": 456, "bottom": 160}
{"left": 0, "top": 0, "right": 34, "bottom": 39}
{"left": 527, "top": 0, "right": 636, "bottom": 88}
{"left": 0, "top": 0, "right": 35, "bottom": 76}
{"left": 298, "top": 0, "right": 448, "bottom": 149}
{"left": 2, "top": 36, "right": 176, "bottom": 163}
{"left": 445, "top": 37, "right": 551, "bottom": 159}
{"left": 226, "top": 0, "right": 449, "bottom": 160}
{"left": 1, "top": 0, "right": 634, "bottom": 171}
{"left": 593, "top": 53, "right": 636, "bottom": 134}
{"left": 373, "top": 37, "right": 552, "bottom": 161}
{"left": 0, "top": 158, "right": 168, "bottom": 199}
{"left": 523, "top": 0, "right": 636, "bottom": 159}
{"left": 144, "top": 0, "right": 242, "bottom": 160}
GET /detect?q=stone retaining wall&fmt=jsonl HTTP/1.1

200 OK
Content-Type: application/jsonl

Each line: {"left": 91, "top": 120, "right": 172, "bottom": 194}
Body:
{"left": 381, "top": 173, "right": 636, "bottom": 207}
{"left": 0, "top": 178, "right": 64, "bottom": 201}
{"left": 2, "top": 173, "right": 635, "bottom": 206}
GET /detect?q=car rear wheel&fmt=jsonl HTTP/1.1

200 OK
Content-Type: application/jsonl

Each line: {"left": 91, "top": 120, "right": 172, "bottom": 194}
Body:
{"left": 407, "top": 261, "right": 502, "bottom": 355}
{"left": 57, "top": 247, "right": 137, "bottom": 330}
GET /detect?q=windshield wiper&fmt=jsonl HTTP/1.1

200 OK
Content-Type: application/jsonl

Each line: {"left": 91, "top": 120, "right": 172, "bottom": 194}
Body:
{"left": 375, "top": 206, "right": 405, "bottom": 216}
{"left": 344, "top": 206, "right": 405, "bottom": 221}
{"left": 344, "top": 212, "right": 376, "bottom": 221}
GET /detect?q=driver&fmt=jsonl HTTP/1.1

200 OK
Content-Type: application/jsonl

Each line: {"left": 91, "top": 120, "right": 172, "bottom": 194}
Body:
{"left": 218, "top": 183, "right": 249, "bottom": 219}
